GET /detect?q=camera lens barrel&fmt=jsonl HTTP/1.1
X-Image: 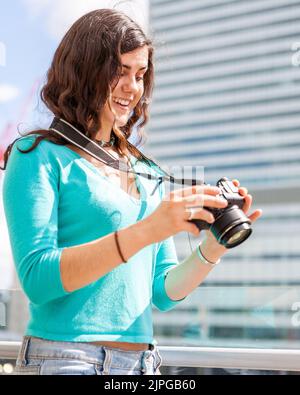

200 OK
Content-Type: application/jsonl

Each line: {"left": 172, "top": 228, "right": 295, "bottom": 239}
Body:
{"left": 210, "top": 206, "right": 252, "bottom": 248}
{"left": 190, "top": 178, "right": 253, "bottom": 248}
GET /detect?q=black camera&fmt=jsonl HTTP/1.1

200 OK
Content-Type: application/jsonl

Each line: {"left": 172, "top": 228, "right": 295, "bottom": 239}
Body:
{"left": 190, "top": 177, "right": 252, "bottom": 249}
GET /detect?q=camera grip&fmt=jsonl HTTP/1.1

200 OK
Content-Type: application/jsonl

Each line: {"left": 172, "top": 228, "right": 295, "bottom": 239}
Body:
{"left": 190, "top": 218, "right": 211, "bottom": 231}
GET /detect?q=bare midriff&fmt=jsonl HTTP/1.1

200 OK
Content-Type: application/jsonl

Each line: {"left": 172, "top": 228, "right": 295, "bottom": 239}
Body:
{"left": 89, "top": 341, "right": 150, "bottom": 351}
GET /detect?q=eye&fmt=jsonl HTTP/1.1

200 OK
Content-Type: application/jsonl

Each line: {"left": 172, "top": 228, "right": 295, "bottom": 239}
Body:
{"left": 136, "top": 76, "right": 144, "bottom": 82}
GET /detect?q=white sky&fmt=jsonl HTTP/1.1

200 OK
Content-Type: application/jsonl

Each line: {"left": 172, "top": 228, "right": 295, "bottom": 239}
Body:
{"left": 23, "top": 0, "right": 149, "bottom": 40}
{"left": 0, "top": 84, "right": 20, "bottom": 104}
{"left": 0, "top": 41, "right": 6, "bottom": 67}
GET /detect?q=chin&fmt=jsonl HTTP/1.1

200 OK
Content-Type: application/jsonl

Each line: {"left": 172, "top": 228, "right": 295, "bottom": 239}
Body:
{"left": 115, "top": 116, "right": 129, "bottom": 128}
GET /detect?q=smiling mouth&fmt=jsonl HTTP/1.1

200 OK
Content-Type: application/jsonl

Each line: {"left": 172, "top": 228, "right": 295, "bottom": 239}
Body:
{"left": 112, "top": 96, "right": 133, "bottom": 109}
{"left": 113, "top": 101, "right": 130, "bottom": 113}
{"left": 115, "top": 102, "right": 129, "bottom": 108}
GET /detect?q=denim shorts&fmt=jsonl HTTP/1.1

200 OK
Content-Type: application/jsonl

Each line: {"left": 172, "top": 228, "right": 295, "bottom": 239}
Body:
{"left": 14, "top": 336, "right": 163, "bottom": 375}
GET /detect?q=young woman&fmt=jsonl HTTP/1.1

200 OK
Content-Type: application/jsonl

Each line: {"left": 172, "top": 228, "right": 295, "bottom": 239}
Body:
{"left": 1, "top": 9, "right": 262, "bottom": 375}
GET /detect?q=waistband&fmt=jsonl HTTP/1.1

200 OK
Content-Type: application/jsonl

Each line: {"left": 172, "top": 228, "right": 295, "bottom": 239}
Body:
{"left": 89, "top": 341, "right": 154, "bottom": 351}
{"left": 19, "top": 336, "right": 157, "bottom": 367}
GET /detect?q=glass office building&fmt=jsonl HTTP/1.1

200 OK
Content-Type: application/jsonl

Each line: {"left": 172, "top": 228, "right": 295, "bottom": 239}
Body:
{"left": 148, "top": 0, "right": 300, "bottom": 351}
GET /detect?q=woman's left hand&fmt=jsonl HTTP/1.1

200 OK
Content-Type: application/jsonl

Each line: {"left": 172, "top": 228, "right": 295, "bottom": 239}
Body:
{"left": 201, "top": 179, "right": 263, "bottom": 261}
{"left": 231, "top": 179, "right": 263, "bottom": 224}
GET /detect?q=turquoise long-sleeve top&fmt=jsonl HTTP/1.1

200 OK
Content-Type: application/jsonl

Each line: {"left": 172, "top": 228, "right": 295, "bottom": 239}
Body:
{"left": 2, "top": 135, "right": 184, "bottom": 344}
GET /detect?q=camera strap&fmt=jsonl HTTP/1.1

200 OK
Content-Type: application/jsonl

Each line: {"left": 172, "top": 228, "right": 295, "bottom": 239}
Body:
{"left": 49, "top": 117, "right": 204, "bottom": 195}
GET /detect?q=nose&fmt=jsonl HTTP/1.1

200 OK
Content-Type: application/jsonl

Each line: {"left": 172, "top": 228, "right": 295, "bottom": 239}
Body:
{"left": 123, "top": 75, "right": 139, "bottom": 94}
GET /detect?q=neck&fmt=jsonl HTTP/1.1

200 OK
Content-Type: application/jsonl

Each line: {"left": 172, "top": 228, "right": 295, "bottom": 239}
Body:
{"left": 95, "top": 131, "right": 112, "bottom": 143}
{"left": 96, "top": 134, "right": 115, "bottom": 146}
{"left": 95, "top": 118, "right": 113, "bottom": 142}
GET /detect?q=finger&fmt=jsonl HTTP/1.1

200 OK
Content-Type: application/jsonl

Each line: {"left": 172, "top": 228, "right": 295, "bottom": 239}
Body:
{"left": 186, "top": 208, "right": 215, "bottom": 224}
{"left": 184, "top": 194, "right": 228, "bottom": 209}
{"left": 232, "top": 180, "right": 249, "bottom": 197}
{"left": 238, "top": 187, "right": 248, "bottom": 196}
{"left": 172, "top": 185, "right": 220, "bottom": 200}
{"left": 242, "top": 194, "right": 252, "bottom": 214}
{"left": 185, "top": 223, "right": 201, "bottom": 237}
{"left": 202, "top": 185, "right": 222, "bottom": 196}
{"left": 248, "top": 209, "right": 263, "bottom": 223}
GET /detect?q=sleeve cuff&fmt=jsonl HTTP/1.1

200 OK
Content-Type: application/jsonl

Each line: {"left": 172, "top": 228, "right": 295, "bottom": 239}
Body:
{"left": 153, "top": 271, "right": 187, "bottom": 312}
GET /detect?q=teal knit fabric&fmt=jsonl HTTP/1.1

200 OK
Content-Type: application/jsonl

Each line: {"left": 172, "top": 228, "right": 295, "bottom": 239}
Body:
{"left": 2, "top": 135, "right": 184, "bottom": 344}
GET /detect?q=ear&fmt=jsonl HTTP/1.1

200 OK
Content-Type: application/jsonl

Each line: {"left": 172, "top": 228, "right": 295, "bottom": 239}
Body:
{"left": 141, "top": 97, "right": 151, "bottom": 105}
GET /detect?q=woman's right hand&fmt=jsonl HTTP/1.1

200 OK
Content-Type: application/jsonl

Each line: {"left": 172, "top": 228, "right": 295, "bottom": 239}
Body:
{"left": 144, "top": 185, "right": 228, "bottom": 243}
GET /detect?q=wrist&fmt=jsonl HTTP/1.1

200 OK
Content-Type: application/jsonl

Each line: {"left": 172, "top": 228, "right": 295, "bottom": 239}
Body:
{"left": 135, "top": 217, "right": 159, "bottom": 246}
{"left": 200, "top": 238, "right": 228, "bottom": 264}
{"left": 118, "top": 219, "right": 156, "bottom": 260}
{"left": 196, "top": 244, "right": 220, "bottom": 267}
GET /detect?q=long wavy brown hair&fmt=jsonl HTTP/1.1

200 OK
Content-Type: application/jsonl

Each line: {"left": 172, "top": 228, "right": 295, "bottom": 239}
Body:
{"left": 0, "top": 8, "right": 155, "bottom": 171}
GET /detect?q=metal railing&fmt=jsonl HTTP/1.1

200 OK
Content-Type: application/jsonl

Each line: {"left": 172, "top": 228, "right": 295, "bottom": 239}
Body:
{"left": 1, "top": 342, "right": 300, "bottom": 372}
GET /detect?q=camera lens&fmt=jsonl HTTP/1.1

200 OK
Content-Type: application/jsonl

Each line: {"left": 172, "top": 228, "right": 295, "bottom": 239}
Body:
{"left": 223, "top": 223, "right": 252, "bottom": 248}
{"left": 228, "top": 229, "right": 249, "bottom": 245}
{"left": 210, "top": 206, "right": 252, "bottom": 249}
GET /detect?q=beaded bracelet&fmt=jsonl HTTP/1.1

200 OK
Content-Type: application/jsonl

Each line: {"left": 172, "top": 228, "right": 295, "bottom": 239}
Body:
{"left": 115, "top": 231, "right": 128, "bottom": 263}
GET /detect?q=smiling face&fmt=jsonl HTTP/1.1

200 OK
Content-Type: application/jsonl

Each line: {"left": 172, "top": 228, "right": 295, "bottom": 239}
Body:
{"left": 100, "top": 46, "right": 149, "bottom": 135}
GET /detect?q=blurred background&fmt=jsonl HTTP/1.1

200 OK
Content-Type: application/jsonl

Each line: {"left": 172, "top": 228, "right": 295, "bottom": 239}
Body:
{"left": 1, "top": 0, "right": 300, "bottom": 375}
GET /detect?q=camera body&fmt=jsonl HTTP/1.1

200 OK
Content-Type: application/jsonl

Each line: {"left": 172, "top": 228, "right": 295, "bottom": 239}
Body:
{"left": 191, "top": 177, "right": 252, "bottom": 248}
